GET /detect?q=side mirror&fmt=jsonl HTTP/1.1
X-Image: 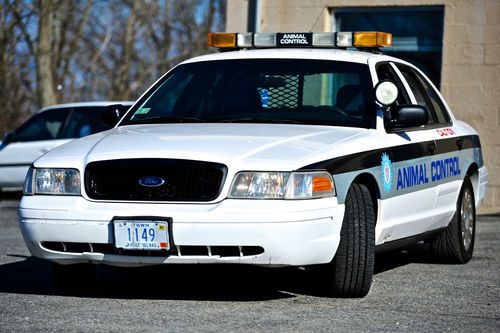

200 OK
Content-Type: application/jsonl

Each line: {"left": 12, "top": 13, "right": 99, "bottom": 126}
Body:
{"left": 387, "top": 105, "right": 429, "bottom": 132}
{"left": 100, "top": 104, "right": 130, "bottom": 127}
{"left": 374, "top": 80, "right": 398, "bottom": 106}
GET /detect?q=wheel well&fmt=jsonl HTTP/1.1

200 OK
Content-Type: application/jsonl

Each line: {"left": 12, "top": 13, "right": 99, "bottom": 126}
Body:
{"left": 466, "top": 163, "right": 479, "bottom": 201}
{"left": 466, "top": 163, "right": 479, "bottom": 177}
{"left": 352, "top": 173, "right": 380, "bottom": 224}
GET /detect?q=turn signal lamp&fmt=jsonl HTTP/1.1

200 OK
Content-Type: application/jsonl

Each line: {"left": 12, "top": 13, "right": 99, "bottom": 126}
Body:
{"left": 312, "top": 176, "right": 334, "bottom": 193}
{"left": 208, "top": 31, "right": 392, "bottom": 50}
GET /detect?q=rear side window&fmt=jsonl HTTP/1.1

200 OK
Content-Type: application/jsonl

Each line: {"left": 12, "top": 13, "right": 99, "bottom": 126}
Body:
{"left": 397, "top": 64, "right": 451, "bottom": 125}
{"left": 12, "top": 108, "right": 70, "bottom": 142}
{"left": 59, "top": 107, "right": 110, "bottom": 139}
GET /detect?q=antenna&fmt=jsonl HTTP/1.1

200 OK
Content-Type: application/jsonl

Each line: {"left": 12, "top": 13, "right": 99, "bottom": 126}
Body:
{"left": 309, "top": 2, "right": 328, "bottom": 32}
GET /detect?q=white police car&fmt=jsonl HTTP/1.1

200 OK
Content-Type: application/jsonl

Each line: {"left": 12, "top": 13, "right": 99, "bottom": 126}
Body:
{"left": 18, "top": 32, "right": 488, "bottom": 297}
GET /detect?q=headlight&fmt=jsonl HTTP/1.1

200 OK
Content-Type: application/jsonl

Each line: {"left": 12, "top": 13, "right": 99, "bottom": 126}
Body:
{"left": 23, "top": 168, "right": 81, "bottom": 195}
{"left": 229, "top": 171, "right": 335, "bottom": 199}
{"left": 229, "top": 172, "right": 290, "bottom": 199}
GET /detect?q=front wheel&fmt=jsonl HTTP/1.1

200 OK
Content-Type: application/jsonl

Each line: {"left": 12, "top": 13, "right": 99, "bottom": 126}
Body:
{"left": 314, "top": 183, "right": 375, "bottom": 297}
{"left": 432, "top": 176, "right": 476, "bottom": 263}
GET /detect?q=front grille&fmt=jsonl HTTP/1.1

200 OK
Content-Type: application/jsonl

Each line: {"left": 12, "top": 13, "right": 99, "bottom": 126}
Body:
{"left": 85, "top": 159, "right": 227, "bottom": 202}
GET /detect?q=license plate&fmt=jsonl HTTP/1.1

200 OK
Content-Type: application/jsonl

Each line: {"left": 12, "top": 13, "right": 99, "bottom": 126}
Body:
{"left": 114, "top": 220, "right": 170, "bottom": 250}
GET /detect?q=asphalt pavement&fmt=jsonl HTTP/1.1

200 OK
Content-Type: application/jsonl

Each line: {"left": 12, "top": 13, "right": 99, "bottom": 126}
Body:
{"left": 1, "top": 198, "right": 499, "bottom": 332}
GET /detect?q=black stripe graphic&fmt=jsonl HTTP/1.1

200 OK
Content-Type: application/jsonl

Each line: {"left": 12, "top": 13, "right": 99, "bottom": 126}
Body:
{"left": 299, "top": 135, "right": 482, "bottom": 174}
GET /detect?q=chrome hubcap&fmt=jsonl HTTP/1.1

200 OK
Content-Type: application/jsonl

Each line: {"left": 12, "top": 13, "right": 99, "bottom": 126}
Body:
{"left": 461, "top": 188, "right": 474, "bottom": 251}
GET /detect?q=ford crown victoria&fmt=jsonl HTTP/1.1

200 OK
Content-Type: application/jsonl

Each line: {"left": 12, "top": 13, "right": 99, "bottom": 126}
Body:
{"left": 18, "top": 32, "right": 488, "bottom": 297}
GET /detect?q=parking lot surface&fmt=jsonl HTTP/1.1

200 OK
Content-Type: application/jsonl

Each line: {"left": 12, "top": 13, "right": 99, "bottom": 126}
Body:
{"left": 1, "top": 199, "right": 499, "bottom": 332}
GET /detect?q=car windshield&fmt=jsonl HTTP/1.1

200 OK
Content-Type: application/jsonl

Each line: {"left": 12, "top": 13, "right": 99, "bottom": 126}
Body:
{"left": 121, "top": 59, "right": 376, "bottom": 128}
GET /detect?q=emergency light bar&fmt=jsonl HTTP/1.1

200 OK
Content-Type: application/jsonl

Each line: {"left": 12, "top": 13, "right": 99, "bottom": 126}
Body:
{"left": 208, "top": 32, "right": 392, "bottom": 49}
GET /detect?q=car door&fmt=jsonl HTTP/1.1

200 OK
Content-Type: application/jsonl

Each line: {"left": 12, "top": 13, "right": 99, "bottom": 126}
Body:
{"left": 0, "top": 108, "right": 71, "bottom": 189}
{"left": 396, "top": 64, "right": 462, "bottom": 229}
{"left": 373, "top": 61, "right": 442, "bottom": 244}
{"left": 395, "top": 62, "right": 461, "bottom": 231}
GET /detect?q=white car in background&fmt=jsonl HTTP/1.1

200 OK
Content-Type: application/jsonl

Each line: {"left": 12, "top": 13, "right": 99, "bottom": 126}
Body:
{"left": 0, "top": 101, "right": 132, "bottom": 194}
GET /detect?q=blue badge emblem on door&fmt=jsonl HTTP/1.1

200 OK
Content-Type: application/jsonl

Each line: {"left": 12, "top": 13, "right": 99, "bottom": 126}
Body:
{"left": 381, "top": 153, "right": 393, "bottom": 193}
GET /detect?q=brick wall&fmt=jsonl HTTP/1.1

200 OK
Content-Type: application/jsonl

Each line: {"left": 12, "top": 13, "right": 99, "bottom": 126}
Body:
{"left": 440, "top": 0, "right": 500, "bottom": 214}
{"left": 227, "top": 0, "right": 500, "bottom": 214}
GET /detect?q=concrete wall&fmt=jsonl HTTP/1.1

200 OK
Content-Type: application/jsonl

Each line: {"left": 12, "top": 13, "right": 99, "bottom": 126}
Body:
{"left": 226, "top": 0, "right": 500, "bottom": 214}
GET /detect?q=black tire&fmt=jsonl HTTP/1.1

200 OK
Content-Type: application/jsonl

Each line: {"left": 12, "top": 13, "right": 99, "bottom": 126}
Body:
{"left": 332, "top": 183, "right": 375, "bottom": 297}
{"left": 432, "top": 176, "right": 476, "bottom": 264}
{"left": 51, "top": 262, "right": 96, "bottom": 288}
{"left": 312, "top": 183, "right": 375, "bottom": 297}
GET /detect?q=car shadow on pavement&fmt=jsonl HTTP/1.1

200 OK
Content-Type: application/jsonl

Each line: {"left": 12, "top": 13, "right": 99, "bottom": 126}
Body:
{"left": 0, "top": 255, "right": 297, "bottom": 301}
{"left": 374, "top": 242, "right": 446, "bottom": 275}
{"left": 0, "top": 243, "right": 448, "bottom": 300}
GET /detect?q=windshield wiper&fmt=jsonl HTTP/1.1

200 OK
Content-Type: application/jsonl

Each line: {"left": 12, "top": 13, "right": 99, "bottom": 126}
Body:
{"left": 130, "top": 116, "right": 206, "bottom": 125}
{"left": 219, "top": 117, "right": 302, "bottom": 124}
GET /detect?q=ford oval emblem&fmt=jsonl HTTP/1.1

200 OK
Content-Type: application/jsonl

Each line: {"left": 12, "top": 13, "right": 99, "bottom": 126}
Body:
{"left": 138, "top": 176, "right": 165, "bottom": 187}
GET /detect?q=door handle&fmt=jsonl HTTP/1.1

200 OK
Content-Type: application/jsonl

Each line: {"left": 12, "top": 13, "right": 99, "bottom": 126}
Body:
{"left": 427, "top": 142, "right": 436, "bottom": 155}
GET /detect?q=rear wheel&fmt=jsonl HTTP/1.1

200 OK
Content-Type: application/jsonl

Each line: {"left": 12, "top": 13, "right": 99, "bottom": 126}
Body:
{"left": 315, "top": 183, "right": 375, "bottom": 297}
{"left": 432, "top": 176, "right": 476, "bottom": 263}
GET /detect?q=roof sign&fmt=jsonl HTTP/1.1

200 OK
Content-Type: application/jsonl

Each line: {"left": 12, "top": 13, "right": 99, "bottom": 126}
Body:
{"left": 277, "top": 33, "right": 312, "bottom": 47}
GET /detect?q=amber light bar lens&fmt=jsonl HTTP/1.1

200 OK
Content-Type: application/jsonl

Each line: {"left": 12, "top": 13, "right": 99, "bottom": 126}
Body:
{"left": 208, "top": 33, "right": 237, "bottom": 48}
{"left": 353, "top": 32, "right": 392, "bottom": 47}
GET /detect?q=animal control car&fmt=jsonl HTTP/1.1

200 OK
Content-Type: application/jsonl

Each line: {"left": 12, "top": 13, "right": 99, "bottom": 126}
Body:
{"left": 18, "top": 32, "right": 488, "bottom": 297}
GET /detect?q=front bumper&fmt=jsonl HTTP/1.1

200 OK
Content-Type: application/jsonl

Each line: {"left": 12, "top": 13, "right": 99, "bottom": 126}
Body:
{"left": 18, "top": 196, "right": 344, "bottom": 267}
{"left": 0, "top": 164, "right": 29, "bottom": 190}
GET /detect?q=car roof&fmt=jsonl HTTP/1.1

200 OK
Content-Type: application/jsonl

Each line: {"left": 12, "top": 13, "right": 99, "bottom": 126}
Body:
{"left": 181, "top": 48, "right": 379, "bottom": 65}
{"left": 179, "top": 48, "right": 418, "bottom": 81}
{"left": 37, "top": 101, "right": 134, "bottom": 114}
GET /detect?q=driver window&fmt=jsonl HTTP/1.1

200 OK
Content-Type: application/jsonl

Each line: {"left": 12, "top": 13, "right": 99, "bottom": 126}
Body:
{"left": 397, "top": 66, "right": 438, "bottom": 124}
{"left": 12, "top": 108, "right": 70, "bottom": 142}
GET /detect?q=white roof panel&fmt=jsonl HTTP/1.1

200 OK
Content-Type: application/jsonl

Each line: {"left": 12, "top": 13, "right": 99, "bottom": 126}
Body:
{"left": 181, "top": 48, "right": 376, "bottom": 65}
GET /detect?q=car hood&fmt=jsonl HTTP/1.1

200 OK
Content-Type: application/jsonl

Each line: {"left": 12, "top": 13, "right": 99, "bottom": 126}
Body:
{"left": 35, "top": 124, "right": 378, "bottom": 171}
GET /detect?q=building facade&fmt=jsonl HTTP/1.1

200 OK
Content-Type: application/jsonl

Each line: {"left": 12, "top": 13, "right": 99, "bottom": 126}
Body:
{"left": 226, "top": 0, "right": 500, "bottom": 214}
